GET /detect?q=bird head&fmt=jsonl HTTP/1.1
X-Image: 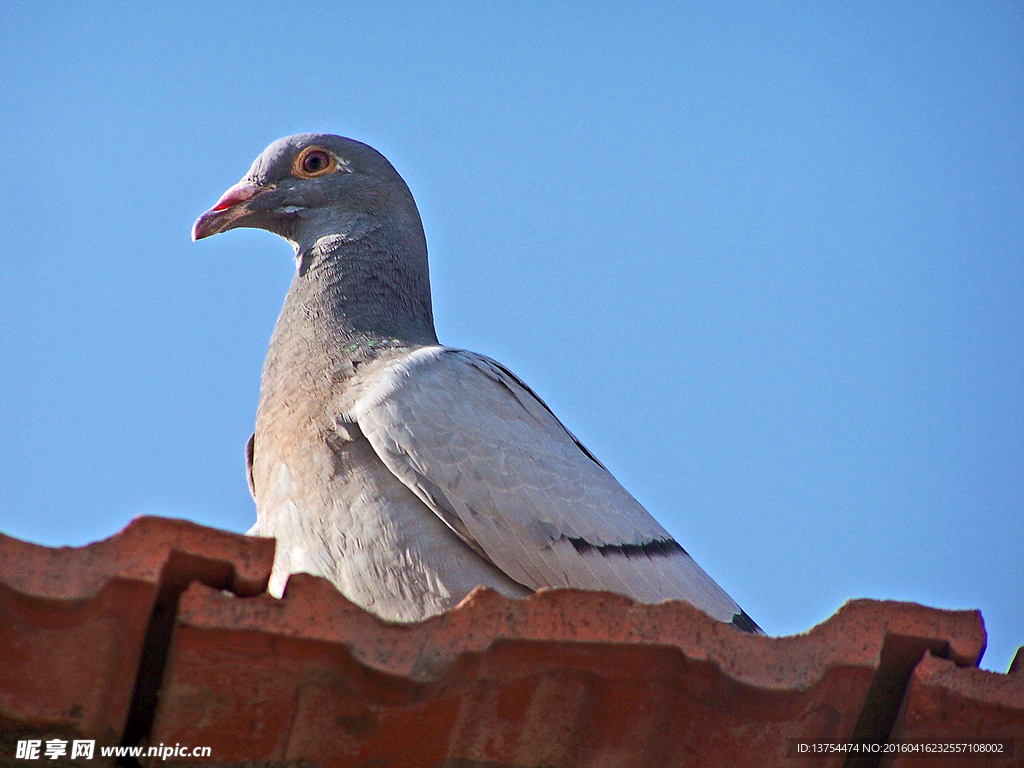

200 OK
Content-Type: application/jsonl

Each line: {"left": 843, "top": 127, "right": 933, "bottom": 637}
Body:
{"left": 192, "top": 133, "right": 423, "bottom": 251}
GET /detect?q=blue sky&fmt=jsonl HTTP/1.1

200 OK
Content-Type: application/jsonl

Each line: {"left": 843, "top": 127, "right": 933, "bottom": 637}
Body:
{"left": 0, "top": 3, "right": 1020, "bottom": 671}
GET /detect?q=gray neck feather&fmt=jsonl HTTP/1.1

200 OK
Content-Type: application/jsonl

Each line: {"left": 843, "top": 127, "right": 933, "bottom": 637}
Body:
{"left": 260, "top": 214, "right": 438, "bottom": 407}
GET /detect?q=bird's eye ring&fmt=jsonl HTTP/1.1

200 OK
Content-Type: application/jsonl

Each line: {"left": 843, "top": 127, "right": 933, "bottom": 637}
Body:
{"left": 293, "top": 147, "right": 337, "bottom": 178}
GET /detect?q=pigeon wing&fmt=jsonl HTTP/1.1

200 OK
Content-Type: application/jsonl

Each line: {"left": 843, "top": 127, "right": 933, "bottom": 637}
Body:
{"left": 348, "top": 346, "right": 753, "bottom": 627}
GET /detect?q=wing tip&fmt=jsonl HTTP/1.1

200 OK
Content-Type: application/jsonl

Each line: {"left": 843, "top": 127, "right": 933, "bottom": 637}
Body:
{"left": 730, "top": 608, "right": 764, "bottom": 635}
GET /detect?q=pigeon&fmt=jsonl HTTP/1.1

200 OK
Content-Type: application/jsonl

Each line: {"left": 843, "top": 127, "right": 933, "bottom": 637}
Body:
{"left": 193, "top": 133, "right": 762, "bottom": 633}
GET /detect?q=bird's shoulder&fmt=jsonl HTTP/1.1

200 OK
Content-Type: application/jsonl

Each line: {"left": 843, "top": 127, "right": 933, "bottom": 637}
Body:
{"left": 337, "top": 345, "right": 584, "bottom": 449}
{"left": 340, "top": 344, "right": 667, "bottom": 546}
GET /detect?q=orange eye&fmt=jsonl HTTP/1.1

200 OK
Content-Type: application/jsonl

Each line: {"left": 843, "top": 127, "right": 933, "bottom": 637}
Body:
{"left": 293, "top": 147, "right": 336, "bottom": 178}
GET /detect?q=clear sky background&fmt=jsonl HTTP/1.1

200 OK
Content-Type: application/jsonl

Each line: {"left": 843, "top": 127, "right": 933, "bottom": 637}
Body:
{"left": 1, "top": 3, "right": 1020, "bottom": 671}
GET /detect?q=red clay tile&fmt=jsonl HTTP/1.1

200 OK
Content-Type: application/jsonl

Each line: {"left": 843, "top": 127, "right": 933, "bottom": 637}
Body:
{"left": 0, "top": 517, "right": 273, "bottom": 747}
{"left": 149, "top": 574, "right": 986, "bottom": 767}
{"left": 885, "top": 651, "right": 1024, "bottom": 768}
{"left": 2, "top": 517, "right": 1016, "bottom": 767}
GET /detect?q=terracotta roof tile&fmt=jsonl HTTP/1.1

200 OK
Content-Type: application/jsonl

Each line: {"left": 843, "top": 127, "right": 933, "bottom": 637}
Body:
{"left": 887, "top": 651, "right": 1024, "bottom": 768}
{"left": 0, "top": 517, "right": 273, "bottom": 747}
{"left": 150, "top": 575, "right": 988, "bottom": 766}
{"left": 0, "top": 517, "right": 1020, "bottom": 767}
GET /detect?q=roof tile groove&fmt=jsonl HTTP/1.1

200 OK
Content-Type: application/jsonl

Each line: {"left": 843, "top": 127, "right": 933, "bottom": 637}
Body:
{"left": 0, "top": 517, "right": 274, "bottom": 748}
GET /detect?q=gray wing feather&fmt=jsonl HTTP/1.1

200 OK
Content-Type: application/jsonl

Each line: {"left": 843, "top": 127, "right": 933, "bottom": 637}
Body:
{"left": 350, "top": 346, "right": 744, "bottom": 623}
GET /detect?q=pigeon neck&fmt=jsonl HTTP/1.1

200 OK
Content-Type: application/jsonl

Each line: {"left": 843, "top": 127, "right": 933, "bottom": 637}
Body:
{"left": 283, "top": 225, "right": 439, "bottom": 349}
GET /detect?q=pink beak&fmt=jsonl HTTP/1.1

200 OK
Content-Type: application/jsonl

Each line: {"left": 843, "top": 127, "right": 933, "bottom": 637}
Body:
{"left": 192, "top": 179, "right": 268, "bottom": 241}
